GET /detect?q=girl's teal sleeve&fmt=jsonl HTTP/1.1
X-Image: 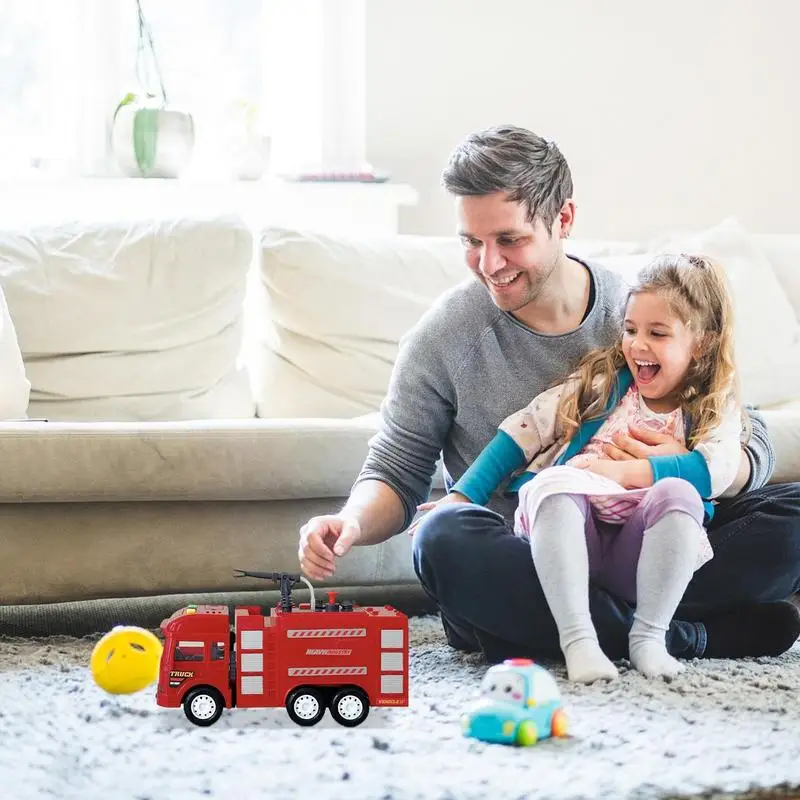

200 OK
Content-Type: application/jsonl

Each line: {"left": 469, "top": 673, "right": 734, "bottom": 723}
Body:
{"left": 450, "top": 430, "right": 527, "bottom": 505}
{"left": 648, "top": 450, "right": 712, "bottom": 498}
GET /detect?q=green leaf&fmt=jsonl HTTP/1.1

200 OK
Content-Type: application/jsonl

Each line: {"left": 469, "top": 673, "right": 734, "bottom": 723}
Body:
{"left": 133, "top": 108, "right": 159, "bottom": 176}
{"left": 113, "top": 92, "right": 139, "bottom": 121}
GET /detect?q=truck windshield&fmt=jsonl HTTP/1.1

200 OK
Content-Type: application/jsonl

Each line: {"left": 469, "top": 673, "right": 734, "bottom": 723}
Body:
{"left": 174, "top": 641, "right": 204, "bottom": 662}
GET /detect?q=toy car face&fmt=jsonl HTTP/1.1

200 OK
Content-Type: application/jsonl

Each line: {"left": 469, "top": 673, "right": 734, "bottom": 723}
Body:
{"left": 461, "top": 659, "right": 568, "bottom": 746}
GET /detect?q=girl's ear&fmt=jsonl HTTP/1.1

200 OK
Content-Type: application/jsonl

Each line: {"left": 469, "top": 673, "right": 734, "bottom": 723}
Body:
{"left": 692, "top": 332, "right": 712, "bottom": 361}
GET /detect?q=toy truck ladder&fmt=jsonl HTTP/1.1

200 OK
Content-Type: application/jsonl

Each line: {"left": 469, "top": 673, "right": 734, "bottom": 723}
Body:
{"left": 264, "top": 627, "right": 277, "bottom": 704}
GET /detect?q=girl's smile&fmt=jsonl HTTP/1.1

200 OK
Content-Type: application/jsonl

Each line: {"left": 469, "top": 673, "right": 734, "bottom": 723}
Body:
{"left": 633, "top": 359, "right": 660, "bottom": 385}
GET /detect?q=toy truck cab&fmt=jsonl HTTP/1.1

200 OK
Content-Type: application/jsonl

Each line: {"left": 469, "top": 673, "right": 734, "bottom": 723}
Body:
{"left": 462, "top": 658, "right": 569, "bottom": 746}
{"left": 157, "top": 603, "right": 233, "bottom": 725}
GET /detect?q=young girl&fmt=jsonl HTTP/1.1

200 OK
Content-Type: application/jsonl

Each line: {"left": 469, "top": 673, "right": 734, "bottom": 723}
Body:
{"left": 417, "top": 253, "right": 747, "bottom": 683}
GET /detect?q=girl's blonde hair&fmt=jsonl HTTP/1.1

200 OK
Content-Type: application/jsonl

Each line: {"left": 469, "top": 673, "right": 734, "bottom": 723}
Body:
{"left": 557, "top": 254, "right": 743, "bottom": 448}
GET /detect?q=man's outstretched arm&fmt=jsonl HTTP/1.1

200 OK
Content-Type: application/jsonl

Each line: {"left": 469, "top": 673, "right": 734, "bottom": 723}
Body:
{"left": 350, "top": 312, "right": 458, "bottom": 533}
{"left": 339, "top": 479, "right": 407, "bottom": 547}
{"left": 298, "top": 307, "right": 458, "bottom": 579}
{"left": 298, "top": 479, "right": 408, "bottom": 582}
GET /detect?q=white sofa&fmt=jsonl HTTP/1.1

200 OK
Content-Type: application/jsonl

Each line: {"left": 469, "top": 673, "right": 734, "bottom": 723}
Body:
{"left": 0, "top": 214, "right": 797, "bottom": 607}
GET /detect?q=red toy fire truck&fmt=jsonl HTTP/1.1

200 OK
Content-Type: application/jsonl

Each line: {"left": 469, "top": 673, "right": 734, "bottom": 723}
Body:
{"left": 156, "top": 570, "right": 409, "bottom": 728}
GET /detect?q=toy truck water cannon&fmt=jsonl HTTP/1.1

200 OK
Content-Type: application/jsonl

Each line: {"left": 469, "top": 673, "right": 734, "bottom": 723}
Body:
{"left": 155, "top": 569, "right": 409, "bottom": 728}
{"left": 231, "top": 569, "right": 355, "bottom": 613}
{"left": 232, "top": 569, "right": 310, "bottom": 611}
{"left": 231, "top": 568, "right": 351, "bottom": 613}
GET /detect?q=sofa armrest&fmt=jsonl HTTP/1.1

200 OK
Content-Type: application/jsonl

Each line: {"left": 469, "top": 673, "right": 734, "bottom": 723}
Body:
{"left": 761, "top": 408, "right": 800, "bottom": 484}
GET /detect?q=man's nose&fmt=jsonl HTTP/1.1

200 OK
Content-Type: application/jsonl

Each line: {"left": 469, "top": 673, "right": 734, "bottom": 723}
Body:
{"left": 480, "top": 243, "right": 506, "bottom": 275}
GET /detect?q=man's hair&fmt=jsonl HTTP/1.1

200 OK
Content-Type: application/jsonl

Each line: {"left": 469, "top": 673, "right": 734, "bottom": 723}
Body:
{"left": 441, "top": 125, "right": 573, "bottom": 230}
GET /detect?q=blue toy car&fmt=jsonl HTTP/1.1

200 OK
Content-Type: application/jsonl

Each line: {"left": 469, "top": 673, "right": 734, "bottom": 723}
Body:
{"left": 461, "top": 658, "right": 569, "bottom": 746}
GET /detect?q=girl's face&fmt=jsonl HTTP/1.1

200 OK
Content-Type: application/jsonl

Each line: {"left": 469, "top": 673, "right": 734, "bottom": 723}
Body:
{"left": 622, "top": 291, "right": 700, "bottom": 411}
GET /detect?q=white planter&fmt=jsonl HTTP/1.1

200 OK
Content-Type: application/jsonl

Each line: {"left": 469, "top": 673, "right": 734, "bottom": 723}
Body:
{"left": 111, "top": 102, "right": 195, "bottom": 179}
{"left": 232, "top": 134, "right": 272, "bottom": 181}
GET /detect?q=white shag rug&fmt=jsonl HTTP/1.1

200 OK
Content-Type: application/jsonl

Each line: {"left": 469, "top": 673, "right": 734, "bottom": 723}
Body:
{"left": 1, "top": 615, "right": 799, "bottom": 800}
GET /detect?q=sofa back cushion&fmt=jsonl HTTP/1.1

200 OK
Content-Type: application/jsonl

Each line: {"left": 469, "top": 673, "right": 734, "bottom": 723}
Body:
{"left": 755, "top": 234, "right": 800, "bottom": 320}
{"left": 0, "top": 215, "right": 254, "bottom": 421}
{"left": 251, "top": 228, "right": 468, "bottom": 418}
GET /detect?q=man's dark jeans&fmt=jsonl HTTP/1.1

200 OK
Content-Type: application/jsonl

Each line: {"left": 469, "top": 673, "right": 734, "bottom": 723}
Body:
{"left": 411, "top": 483, "right": 800, "bottom": 661}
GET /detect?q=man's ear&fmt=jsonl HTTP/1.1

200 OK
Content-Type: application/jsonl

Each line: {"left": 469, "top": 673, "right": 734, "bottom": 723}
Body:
{"left": 556, "top": 200, "right": 576, "bottom": 239}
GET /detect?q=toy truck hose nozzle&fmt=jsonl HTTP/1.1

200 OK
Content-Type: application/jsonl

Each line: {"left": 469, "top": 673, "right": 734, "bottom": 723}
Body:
{"left": 233, "top": 569, "right": 316, "bottom": 611}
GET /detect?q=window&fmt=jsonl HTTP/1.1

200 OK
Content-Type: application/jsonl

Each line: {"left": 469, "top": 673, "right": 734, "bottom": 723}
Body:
{"left": 174, "top": 641, "right": 205, "bottom": 662}
{"left": 211, "top": 641, "right": 226, "bottom": 661}
{"left": 0, "top": 0, "right": 84, "bottom": 176}
{"left": 0, "top": 0, "right": 365, "bottom": 179}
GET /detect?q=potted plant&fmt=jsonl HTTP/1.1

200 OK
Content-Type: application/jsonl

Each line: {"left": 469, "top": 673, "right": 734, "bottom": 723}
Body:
{"left": 110, "top": 0, "right": 195, "bottom": 178}
{"left": 229, "top": 98, "right": 272, "bottom": 180}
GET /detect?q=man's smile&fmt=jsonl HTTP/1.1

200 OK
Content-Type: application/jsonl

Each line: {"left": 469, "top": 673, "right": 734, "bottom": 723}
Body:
{"left": 486, "top": 272, "right": 521, "bottom": 288}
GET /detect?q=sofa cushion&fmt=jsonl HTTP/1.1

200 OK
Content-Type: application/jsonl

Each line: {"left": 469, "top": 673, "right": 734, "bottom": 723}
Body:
{"left": 755, "top": 235, "right": 800, "bottom": 320}
{"left": 0, "top": 417, "right": 382, "bottom": 502}
{"left": 250, "top": 228, "right": 468, "bottom": 418}
{"left": 0, "top": 215, "right": 254, "bottom": 421}
{"left": 0, "top": 285, "right": 30, "bottom": 419}
{"left": 762, "top": 406, "right": 800, "bottom": 485}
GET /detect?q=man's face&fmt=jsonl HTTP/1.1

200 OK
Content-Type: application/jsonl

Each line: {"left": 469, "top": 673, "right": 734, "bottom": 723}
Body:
{"left": 456, "top": 192, "right": 565, "bottom": 314}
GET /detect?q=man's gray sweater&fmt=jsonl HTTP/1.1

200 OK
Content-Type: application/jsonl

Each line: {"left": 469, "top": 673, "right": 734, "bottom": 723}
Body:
{"left": 354, "top": 258, "right": 774, "bottom": 529}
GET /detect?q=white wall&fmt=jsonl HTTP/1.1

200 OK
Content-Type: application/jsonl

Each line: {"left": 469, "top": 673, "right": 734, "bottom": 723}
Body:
{"left": 365, "top": 0, "right": 799, "bottom": 240}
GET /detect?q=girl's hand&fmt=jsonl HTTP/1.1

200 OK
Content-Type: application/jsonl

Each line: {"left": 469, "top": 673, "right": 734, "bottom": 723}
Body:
{"left": 407, "top": 491, "right": 471, "bottom": 536}
{"left": 576, "top": 458, "right": 627, "bottom": 485}
{"left": 567, "top": 453, "right": 601, "bottom": 469}
{"left": 576, "top": 458, "right": 653, "bottom": 489}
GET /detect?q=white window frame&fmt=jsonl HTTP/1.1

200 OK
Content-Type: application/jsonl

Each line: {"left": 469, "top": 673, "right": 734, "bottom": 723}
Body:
{"left": 262, "top": 0, "right": 367, "bottom": 174}
{"left": 3, "top": 0, "right": 367, "bottom": 179}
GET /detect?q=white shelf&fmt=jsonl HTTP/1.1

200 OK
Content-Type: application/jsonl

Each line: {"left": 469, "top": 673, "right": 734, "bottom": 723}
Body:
{"left": 0, "top": 177, "right": 418, "bottom": 235}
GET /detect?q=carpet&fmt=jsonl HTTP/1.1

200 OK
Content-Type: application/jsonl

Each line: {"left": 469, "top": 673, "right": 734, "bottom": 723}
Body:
{"left": 1, "top": 615, "right": 799, "bottom": 800}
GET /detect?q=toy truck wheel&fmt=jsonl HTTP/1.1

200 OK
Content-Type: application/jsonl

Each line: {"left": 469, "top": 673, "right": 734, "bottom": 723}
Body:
{"left": 183, "top": 687, "right": 224, "bottom": 727}
{"left": 329, "top": 687, "right": 370, "bottom": 728}
{"left": 286, "top": 687, "right": 326, "bottom": 726}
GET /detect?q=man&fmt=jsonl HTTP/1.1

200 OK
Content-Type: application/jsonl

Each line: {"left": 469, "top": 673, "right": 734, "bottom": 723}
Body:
{"left": 298, "top": 125, "right": 800, "bottom": 665}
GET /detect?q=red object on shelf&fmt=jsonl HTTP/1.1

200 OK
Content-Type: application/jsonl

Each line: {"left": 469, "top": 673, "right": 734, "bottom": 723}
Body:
{"left": 281, "top": 170, "right": 390, "bottom": 183}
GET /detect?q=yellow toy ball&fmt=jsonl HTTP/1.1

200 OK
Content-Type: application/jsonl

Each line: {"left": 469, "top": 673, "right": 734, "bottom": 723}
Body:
{"left": 90, "top": 625, "right": 164, "bottom": 695}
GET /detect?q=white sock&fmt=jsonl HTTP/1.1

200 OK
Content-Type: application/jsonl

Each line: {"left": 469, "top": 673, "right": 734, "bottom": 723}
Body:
{"left": 530, "top": 494, "right": 618, "bottom": 684}
{"left": 629, "top": 510, "right": 703, "bottom": 679}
